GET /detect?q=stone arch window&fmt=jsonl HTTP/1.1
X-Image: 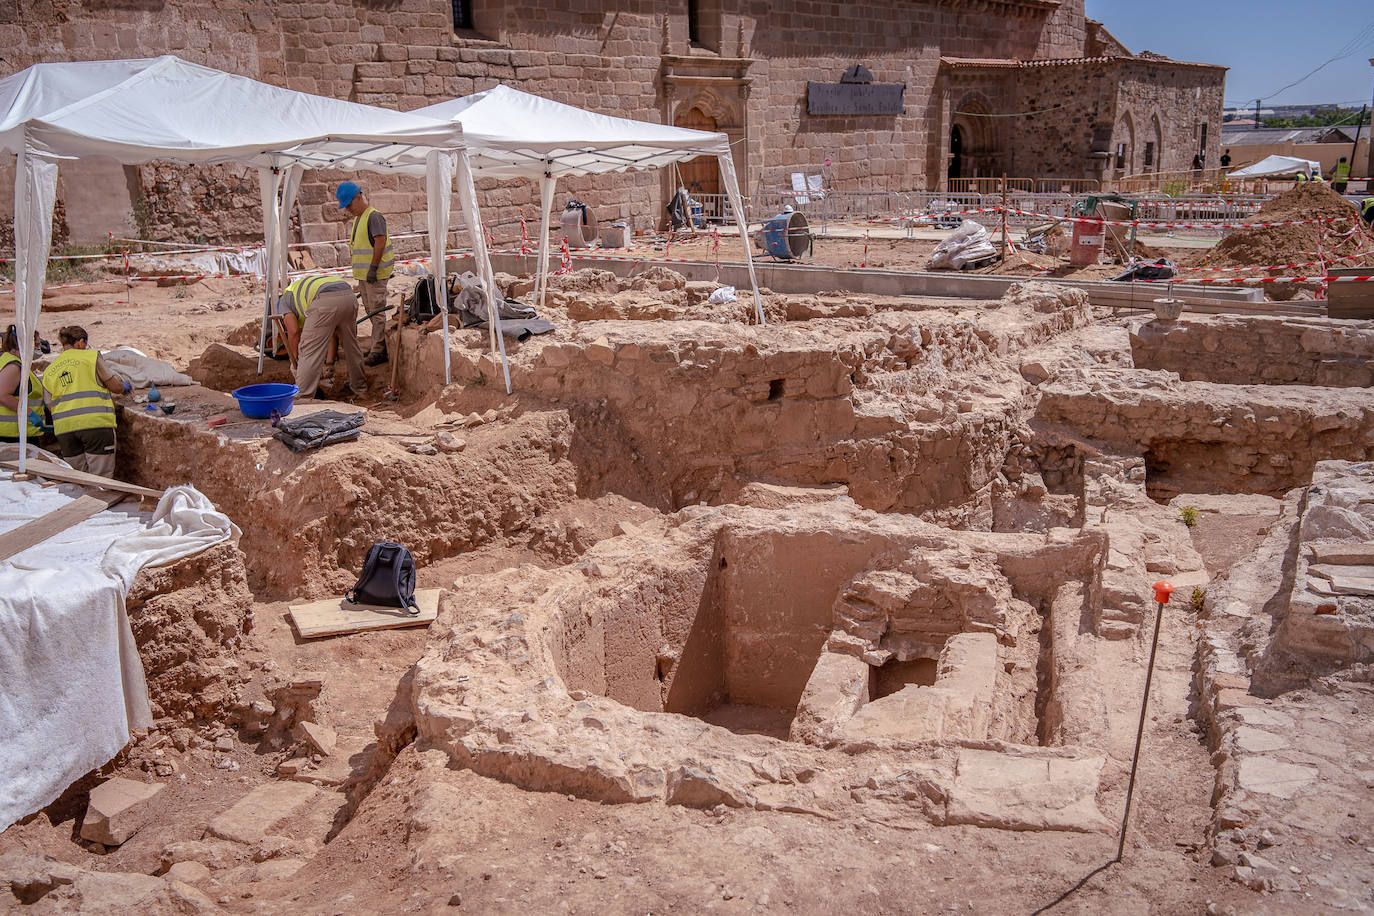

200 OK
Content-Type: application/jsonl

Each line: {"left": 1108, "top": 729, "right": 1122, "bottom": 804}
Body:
{"left": 1114, "top": 113, "right": 1135, "bottom": 174}
{"left": 1145, "top": 113, "right": 1163, "bottom": 171}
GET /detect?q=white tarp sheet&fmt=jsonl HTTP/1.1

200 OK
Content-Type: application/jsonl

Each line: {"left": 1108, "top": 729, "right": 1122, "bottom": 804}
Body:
{"left": 1226, "top": 154, "right": 1321, "bottom": 179}
{"left": 0, "top": 468, "right": 240, "bottom": 832}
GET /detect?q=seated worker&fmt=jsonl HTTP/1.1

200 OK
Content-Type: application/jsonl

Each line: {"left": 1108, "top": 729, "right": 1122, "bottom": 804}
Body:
{"left": 41, "top": 325, "right": 130, "bottom": 478}
{"left": 0, "top": 324, "right": 46, "bottom": 445}
{"left": 276, "top": 274, "right": 369, "bottom": 400}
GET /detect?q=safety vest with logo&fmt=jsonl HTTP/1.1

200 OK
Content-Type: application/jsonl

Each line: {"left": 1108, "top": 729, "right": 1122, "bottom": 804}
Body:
{"left": 42, "top": 348, "right": 115, "bottom": 435}
{"left": 349, "top": 206, "right": 394, "bottom": 281}
{"left": 281, "top": 275, "right": 344, "bottom": 325}
{"left": 1333, "top": 161, "right": 1351, "bottom": 182}
{"left": 0, "top": 352, "right": 44, "bottom": 439}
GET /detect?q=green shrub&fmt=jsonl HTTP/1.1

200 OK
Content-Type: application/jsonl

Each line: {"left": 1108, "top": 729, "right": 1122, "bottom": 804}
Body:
{"left": 1180, "top": 506, "right": 1199, "bottom": 528}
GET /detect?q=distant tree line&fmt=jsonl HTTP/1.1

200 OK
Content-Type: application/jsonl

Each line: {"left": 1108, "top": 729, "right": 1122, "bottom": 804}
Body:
{"left": 1258, "top": 107, "right": 1371, "bottom": 129}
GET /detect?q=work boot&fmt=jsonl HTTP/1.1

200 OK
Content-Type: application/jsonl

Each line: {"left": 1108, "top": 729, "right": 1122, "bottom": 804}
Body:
{"left": 364, "top": 349, "right": 388, "bottom": 367}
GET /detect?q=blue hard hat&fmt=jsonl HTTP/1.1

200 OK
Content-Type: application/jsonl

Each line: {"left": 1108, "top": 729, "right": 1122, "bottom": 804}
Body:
{"left": 335, "top": 182, "right": 361, "bottom": 209}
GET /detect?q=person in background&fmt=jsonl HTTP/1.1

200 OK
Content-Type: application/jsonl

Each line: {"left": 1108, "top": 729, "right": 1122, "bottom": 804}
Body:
{"left": 40, "top": 325, "right": 129, "bottom": 478}
{"left": 1330, "top": 156, "right": 1351, "bottom": 194}
{"left": 1360, "top": 196, "right": 1374, "bottom": 229}
{"left": 1192, "top": 152, "right": 1204, "bottom": 172}
{"left": 337, "top": 181, "right": 394, "bottom": 367}
{"left": 0, "top": 325, "right": 46, "bottom": 445}
{"left": 276, "top": 274, "right": 369, "bottom": 400}
{"left": 1219, "top": 149, "right": 1232, "bottom": 171}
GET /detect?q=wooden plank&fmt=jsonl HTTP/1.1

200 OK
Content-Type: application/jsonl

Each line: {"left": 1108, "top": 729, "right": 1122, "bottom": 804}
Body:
{"left": 288, "top": 587, "right": 443, "bottom": 639}
{"left": 0, "top": 491, "right": 126, "bottom": 563}
{"left": 1, "top": 460, "right": 164, "bottom": 499}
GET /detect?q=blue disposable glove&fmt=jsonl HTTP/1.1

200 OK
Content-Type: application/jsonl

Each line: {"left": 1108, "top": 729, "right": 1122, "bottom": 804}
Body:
{"left": 28, "top": 410, "right": 44, "bottom": 429}
{"left": 121, "top": 380, "right": 132, "bottom": 395}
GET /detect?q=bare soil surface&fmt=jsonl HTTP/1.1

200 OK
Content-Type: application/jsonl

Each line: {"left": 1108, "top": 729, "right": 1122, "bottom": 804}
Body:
{"left": 4, "top": 260, "right": 1367, "bottom": 915}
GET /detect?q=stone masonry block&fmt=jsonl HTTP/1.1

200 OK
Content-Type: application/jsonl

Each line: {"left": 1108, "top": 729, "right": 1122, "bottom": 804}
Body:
{"left": 80, "top": 777, "right": 166, "bottom": 846}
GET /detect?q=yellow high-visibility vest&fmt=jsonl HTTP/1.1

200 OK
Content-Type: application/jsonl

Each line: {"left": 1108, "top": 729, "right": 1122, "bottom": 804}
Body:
{"left": 42, "top": 348, "right": 115, "bottom": 435}
{"left": 349, "top": 206, "right": 394, "bottom": 281}
{"left": 1333, "top": 161, "right": 1351, "bottom": 182}
{"left": 0, "top": 352, "right": 43, "bottom": 439}
{"left": 281, "top": 275, "right": 344, "bottom": 325}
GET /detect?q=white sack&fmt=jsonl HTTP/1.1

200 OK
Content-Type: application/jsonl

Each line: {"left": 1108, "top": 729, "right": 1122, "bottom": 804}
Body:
{"left": 928, "top": 220, "right": 997, "bottom": 270}
{"left": 707, "top": 286, "right": 737, "bottom": 305}
{"left": 101, "top": 346, "right": 194, "bottom": 387}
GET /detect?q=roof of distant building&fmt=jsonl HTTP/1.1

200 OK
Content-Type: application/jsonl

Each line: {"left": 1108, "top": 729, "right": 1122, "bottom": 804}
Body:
{"left": 1220, "top": 126, "right": 1360, "bottom": 145}
{"left": 940, "top": 55, "right": 1225, "bottom": 72}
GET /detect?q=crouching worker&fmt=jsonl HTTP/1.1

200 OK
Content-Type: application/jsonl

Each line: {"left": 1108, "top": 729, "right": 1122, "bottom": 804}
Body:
{"left": 41, "top": 325, "right": 129, "bottom": 478}
{"left": 0, "top": 324, "right": 46, "bottom": 445}
{"left": 277, "top": 274, "right": 368, "bottom": 400}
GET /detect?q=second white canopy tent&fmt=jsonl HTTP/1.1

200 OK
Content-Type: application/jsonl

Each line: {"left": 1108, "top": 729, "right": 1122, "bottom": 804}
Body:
{"left": 411, "top": 85, "right": 766, "bottom": 325}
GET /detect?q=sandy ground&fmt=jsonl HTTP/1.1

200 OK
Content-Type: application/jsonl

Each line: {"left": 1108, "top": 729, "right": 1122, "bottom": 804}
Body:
{"left": 0, "top": 273, "right": 1290, "bottom": 916}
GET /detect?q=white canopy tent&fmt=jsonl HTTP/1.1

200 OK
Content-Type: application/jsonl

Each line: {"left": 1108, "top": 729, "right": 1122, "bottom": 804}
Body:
{"left": 405, "top": 86, "right": 766, "bottom": 324}
{"left": 1226, "top": 154, "right": 1322, "bottom": 179}
{"left": 2, "top": 55, "right": 502, "bottom": 473}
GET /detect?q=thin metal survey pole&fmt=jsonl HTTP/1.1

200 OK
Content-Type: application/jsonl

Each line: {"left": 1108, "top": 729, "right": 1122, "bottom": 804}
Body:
{"left": 1117, "top": 581, "right": 1173, "bottom": 862}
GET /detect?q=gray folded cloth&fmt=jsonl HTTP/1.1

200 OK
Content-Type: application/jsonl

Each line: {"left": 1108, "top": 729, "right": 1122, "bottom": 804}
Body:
{"left": 274, "top": 409, "right": 364, "bottom": 452}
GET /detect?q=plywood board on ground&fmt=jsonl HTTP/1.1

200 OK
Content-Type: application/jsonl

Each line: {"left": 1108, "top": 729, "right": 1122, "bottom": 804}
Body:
{"left": 2, "top": 460, "right": 164, "bottom": 499}
{"left": 0, "top": 491, "right": 126, "bottom": 563}
{"left": 288, "top": 588, "right": 443, "bottom": 639}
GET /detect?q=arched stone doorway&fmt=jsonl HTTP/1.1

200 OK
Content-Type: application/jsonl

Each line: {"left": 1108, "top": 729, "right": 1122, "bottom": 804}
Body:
{"left": 948, "top": 124, "right": 965, "bottom": 181}
{"left": 673, "top": 106, "right": 721, "bottom": 197}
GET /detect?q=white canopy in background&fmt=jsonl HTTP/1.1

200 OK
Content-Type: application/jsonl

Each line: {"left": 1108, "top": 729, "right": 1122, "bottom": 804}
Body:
{"left": 2, "top": 55, "right": 504, "bottom": 473}
{"left": 410, "top": 86, "right": 765, "bottom": 324}
{"left": 1226, "top": 154, "right": 1322, "bottom": 179}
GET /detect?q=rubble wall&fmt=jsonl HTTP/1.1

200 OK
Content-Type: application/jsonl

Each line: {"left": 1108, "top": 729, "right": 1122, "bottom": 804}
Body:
{"left": 115, "top": 405, "right": 579, "bottom": 597}
{"left": 1131, "top": 316, "right": 1374, "bottom": 388}
{"left": 1035, "top": 368, "right": 1374, "bottom": 498}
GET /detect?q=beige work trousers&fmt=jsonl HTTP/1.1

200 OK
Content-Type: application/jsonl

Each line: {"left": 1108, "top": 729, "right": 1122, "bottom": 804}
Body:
{"left": 295, "top": 289, "right": 368, "bottom": 398}
{"left": 358, "top": 278, "right": 389, "bottom": 355}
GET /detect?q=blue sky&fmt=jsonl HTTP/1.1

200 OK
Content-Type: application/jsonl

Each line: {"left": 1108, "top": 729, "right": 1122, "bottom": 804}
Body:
{"left": 1086, "top": 1, "right": 1374, "bottom": 109}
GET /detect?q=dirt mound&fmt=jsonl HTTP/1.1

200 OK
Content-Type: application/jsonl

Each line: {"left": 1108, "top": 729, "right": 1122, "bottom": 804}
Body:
{"left": 1188, "top": 183, "right": 1361, "bottom": 271}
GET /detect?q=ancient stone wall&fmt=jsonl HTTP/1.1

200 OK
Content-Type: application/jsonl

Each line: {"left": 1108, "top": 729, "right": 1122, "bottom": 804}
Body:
{"left": 1008, "top": 62, "right": 1116, "bottom": 180}
{"left": 1113, "top": 59, "right": 1227, "bottom": 173}
{"left": 1131, "top": 316, "right": 1374, "bottom": 388}
{"left": 2, "top": 0, "right": 1216, "bottom": 249}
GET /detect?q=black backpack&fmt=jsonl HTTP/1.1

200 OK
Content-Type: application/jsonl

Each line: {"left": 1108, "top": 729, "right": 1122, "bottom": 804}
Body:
{"left": 345, "top": 542, "right": 421, "bottom": 616}
{"left": 405, "top": 276, "right": 441, "bottom": 325}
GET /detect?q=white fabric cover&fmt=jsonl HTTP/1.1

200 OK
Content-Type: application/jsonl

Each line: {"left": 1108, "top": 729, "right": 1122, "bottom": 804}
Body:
{"left": 0, "top": 478, "right": 240, "bottom": 832}
{"left": 414, "top": 85, "right": 731, "bottom": 179}
{"left": 1226, "top": 154, "right": 1322, "bottom": 179}
{"left": 413, "top": 85, "right": 765, "bottom": 324}
{"left": 101, "top": 346, "right": 195, "bottom": 387}
{"left": 0, "top": 56, "right": 465, "bottom": 167}
{"left": 3, "top": 55, "right": 497, "bottom": 414}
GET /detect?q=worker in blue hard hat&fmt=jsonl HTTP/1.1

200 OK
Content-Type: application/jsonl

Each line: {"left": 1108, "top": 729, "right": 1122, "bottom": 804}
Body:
{"left": 336, "top": 182, "right": 394, "bottom": 367}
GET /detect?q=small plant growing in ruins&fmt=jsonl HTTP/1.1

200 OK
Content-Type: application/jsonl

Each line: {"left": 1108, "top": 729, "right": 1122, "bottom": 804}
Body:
{"left": 1179, "top": 506, "right": 1199, "bottom": 528}
{"left": 1190, "top": 587, "right": 1205, "bottom": 612}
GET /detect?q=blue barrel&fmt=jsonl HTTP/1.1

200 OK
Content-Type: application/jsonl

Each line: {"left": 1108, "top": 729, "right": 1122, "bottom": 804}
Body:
{"left": 761, "top": 211, "right": 810, "bottom": 260}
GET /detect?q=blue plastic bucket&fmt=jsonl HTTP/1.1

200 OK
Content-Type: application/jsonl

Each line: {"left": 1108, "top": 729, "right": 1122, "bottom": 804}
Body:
{"left": 231, "top": 383, "right": 298, "bottom": 419}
